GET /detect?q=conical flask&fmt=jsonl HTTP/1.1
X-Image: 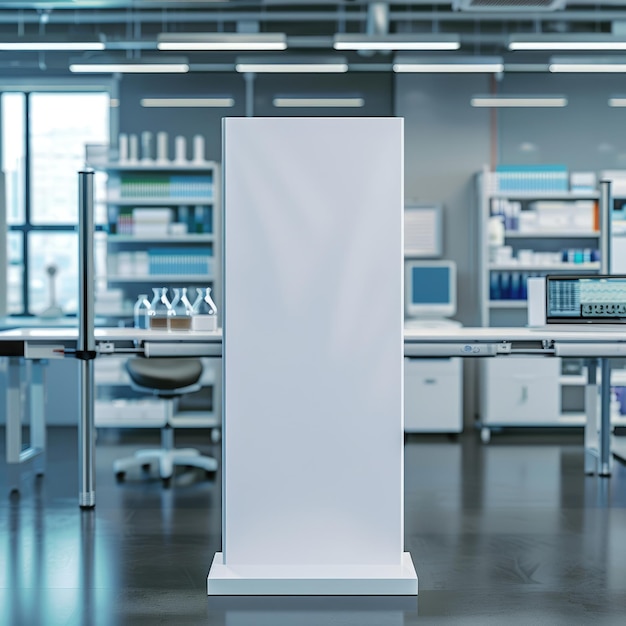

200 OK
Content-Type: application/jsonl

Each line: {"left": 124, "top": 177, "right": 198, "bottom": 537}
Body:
{"left": 169, "top": 287, "right": 192, "bottom": 331}
{"left": 191, "top": 287, "right": 218, "bottom": 331}
{"left": 149, "top": 287, "right": 171, "bottom": 330}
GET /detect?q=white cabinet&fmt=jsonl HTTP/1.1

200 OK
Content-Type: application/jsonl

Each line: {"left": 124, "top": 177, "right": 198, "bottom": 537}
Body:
{"left": 404, "top": 357, "right": 463, "bottom": 433}
{"left": 480, "top": 358, "right": 560, "bottom": 427}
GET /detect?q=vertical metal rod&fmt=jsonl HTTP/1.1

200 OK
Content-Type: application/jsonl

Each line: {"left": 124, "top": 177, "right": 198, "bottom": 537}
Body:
{"left": 599, "top": 180, "right": 612, "bottom": 274}
{"left": 244, "top": 72, "right": 255, "bottom": 118}
{"left": 598, "top": 380, "right": 612, "bottom": 475}
{"left": 6, "top": 357, "right": 23, "bottom": 492}
{"left": 30, "top": 360, "right": 46, "bottom": 476}
{"left": 584, "top": 358, "right": 599, "bottom": 475}
{"left": 78, "top": 170, "right": 96, "bottom": 508}
{"left": 599, "top": 179, "right": 613, "bottom": 477}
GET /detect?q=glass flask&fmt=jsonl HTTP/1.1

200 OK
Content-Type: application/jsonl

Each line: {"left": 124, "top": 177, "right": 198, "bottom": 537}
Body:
{"left": 191, "top": 286, "right": 218, "bottom": 331}
{"left": 149, "top": 286, "right": 171, "bottom": 330}
{"left": 181, "top": 287, "right": 195, "bottom": 316}
{"left": 169, "top": 287, "right": 192, "bottom": 331}
{"left": 133, "top": 293, "right": 151, "bottom": 330}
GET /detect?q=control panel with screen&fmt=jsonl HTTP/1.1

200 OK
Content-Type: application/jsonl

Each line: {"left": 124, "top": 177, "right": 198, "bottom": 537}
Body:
{"left": 546, "top": 275, "right": 626, "bottom": 323}
{"left": 405, "top": 260, "right": 457, "bottom": 319}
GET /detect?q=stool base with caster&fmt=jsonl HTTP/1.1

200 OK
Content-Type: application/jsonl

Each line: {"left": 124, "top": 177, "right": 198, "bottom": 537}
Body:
{"left": 113, "top": 358, "right": 218, "bottom": 486}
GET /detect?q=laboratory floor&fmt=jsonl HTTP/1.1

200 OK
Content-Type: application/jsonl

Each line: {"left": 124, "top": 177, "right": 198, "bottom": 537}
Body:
{"left": 2, "top": 427, "right": 626, "bottom": 625}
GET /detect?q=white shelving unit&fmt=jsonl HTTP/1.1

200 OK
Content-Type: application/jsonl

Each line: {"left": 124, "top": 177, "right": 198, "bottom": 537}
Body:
{"left": 97, "top": 160, "right": 221, "bottom": 316}
{"left": 475, "top": 168, "right": 613, "bottom": 439}
{"left": 477, "top": 169, "right": 601, "bottom": 328}
{"left": 94, "top": 160, "right": 221, "bottom": 433}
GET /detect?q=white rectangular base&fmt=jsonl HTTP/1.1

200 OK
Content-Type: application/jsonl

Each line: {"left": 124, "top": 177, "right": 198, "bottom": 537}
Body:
{"left": 207, "top": 552, "right": 418, "bottom": 596}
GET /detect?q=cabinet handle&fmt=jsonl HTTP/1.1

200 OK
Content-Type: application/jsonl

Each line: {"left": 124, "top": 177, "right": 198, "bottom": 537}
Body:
{"left": 521, "top": 385, "right": 528, "bottom": 403}
{"left": 424, "top": 379, "right": 437, "bottom": 384}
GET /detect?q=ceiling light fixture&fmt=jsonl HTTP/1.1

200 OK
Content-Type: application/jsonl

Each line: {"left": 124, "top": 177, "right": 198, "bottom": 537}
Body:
{"left": 333, "top": 33, "right": 460, "bottom": 51}
{"left": 140, "top": 97, "right": 235, "bottom": 107}
{"left": 549, "top": 56, "right": 626, "bottom": 72}
{"left": 470, "top": 95, "right": 568, "bottom": 107}
{"left": 273, "top": 97, "right": 365, "bottom": 107}
{"left": 70, "top": 56, "right": 189, "bottom": 74}
{"left": 235, "top": 56, "right": 348, "bottom": 73}
{"left": 509, "top": 34, "right": 626, "bottom": 51}
{"left": 393, "top": 55, "right": 503, "bottom": 73}
{"left": 0, "top": 34, "right": 105, "bottom": 51}
{"left": 608, "top": 97, "right": 626, "bottom": 107}
{"left": 157, "top": 32, "right": 287, "bottom": 51}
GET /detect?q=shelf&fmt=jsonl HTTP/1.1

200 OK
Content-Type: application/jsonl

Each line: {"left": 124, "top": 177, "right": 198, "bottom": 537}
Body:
{"left": 106, "top": 197, "right": 213, "bottom": 206}
{"left": 106, "top": 274, "right": 213, "bottom": 282}
{"left": 610, "top": 371, "right": 626, "bottom": 386}
{"left": 489, "top": 191, "right": 599, "bottom": 200}
{"left": 559, "top": 375, "right": 587, "bottom": 385}
{"left": 488, "top": 300, "right": 527, "bottom": 308}
{"left": 170, "top": 411, "right": 220, "bottom": 428}
{"left": 107, "top": 234, "right": 215, "bottom": 243}
{"left": 555, "top": 414, "right": 586, "bottom": 426}
{"left": 101, "top": 161, "right": 217, "bottom": 172}
{"left": 489, "top": 262, "right": 600, "bottom": 271}
{"left": 481, "top": 415, "right": 588, "bottom": 428}
{"left": 504, "top": 231, "right": 600, "bottom": 239}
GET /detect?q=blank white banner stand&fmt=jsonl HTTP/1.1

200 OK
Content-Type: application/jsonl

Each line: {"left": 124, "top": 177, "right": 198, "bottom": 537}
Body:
{"left": 208, "top": 117, "right": 417, "bottom": 596}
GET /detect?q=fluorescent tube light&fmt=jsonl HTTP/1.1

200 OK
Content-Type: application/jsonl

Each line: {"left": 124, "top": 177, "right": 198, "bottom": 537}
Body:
{"left": 608, "top": 97, "right": 626, "bottom": 107}
{"left": 235, "top": 56, "right": 348, "bottom": 73}
{"left": 70, "top": 56, "right": 189, "bottom": 73}
{"left": 509, "top": 34, "right": 626, "bottom": 51}
{"left": 333, "top": 33, "right": 460, "bottom": 51}
{"left": 393, "top": 55, "right": 503, "bottom": 73}
{"left": 0, "top": 35, "right": 104, "bottom": 51}
{"left": 549, "top": 56, "right": 626, "bottom": 72}
{"left": 141, "top": 97, "right": 235, "bottom": 107}
{"left": 157, "top": 32, "right": 287, "bottom": 51}
{"left": 273, "top": 97, "right": 364, "bottom": 107}
{"left": 471, "top": 95, "right": 568, "bottom": 107}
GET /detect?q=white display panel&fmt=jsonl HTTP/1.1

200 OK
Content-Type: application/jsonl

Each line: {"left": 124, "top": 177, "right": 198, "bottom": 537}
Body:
{"left": 220, "top": 118, "right": 405, "bottom": 574}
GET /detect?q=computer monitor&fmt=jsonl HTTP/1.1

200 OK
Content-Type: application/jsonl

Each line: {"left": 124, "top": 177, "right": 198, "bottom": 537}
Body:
{"left": 405, "top": 260, "right": 457, "bottom": 319}
{"left": 546, "top": 274, "right": 626, "bottom": 324}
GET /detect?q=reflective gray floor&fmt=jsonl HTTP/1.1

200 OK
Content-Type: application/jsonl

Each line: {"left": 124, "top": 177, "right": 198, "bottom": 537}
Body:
{"left": 2, "top": 427, "right": 626, "bottom": 625}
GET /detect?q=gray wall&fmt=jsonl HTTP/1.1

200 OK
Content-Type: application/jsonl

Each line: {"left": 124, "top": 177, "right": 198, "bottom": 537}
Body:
{"left": 396, "top": 74, "right": 492, "bottom": 425}
{"left": 117, "top": 71, "right": 393, "bottom": 157}
{"left": 11, "top": 70, "right": 626, "bottom": 428}
{"left": 496, "top": 73, "right": 626, "bottom": 169}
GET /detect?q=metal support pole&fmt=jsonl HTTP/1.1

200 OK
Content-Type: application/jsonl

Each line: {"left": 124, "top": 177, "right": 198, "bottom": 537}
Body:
{"left": 244, "top": 72, "right": 255, "bottom": 118}
{"left": 584, "top": 358, "right": 599, "bottom": 475}
{"left": 78, "top": 170, "right": 96, "bottom": 508}
{"left": 600, "top": 359, "right": 612, "bottom": 475}
{"left": 29, "top": 360, "right": 47, "bottom": 476}
{"left": 599, "top": 179, "right": 612, "bottom": 477}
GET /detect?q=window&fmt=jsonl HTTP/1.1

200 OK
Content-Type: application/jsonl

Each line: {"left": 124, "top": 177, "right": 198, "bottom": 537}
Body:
{"left": 2, "top": 91, "right": 110, "bottom": 315}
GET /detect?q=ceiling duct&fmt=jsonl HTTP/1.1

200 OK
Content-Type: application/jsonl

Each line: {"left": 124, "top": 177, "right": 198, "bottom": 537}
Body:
{"left": 359, "top": 1, "right": 389, "bottom": 57}
{"left": 367, "top": 2, "right": 389, "bottom": 36}
{"left": 453, "top": 0, "right": 566, "bottom": 11}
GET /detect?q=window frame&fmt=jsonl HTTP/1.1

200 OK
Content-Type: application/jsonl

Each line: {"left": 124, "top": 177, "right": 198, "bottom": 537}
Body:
{"left": 1, "top": 78, "right": 116, "bottom": 316}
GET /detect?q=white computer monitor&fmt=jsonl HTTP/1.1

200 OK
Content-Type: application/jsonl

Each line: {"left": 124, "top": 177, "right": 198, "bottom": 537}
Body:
{"left": 405, "top": 260, "right": 457, "bottom": 319}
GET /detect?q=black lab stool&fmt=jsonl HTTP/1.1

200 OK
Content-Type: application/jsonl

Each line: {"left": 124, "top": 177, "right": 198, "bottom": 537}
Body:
{"left": 113, "top": 358, "right": 218, "bottom": 486}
